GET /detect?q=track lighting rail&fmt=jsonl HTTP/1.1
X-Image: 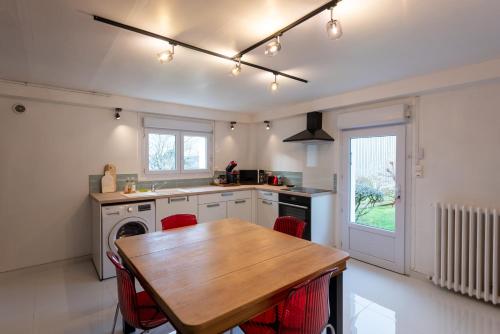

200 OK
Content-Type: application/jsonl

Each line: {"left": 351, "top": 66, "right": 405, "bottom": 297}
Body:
{"left": 232, "top": 0, "right": 340, "bottom": 59}
{"left": 93, "top": 15, "right": 307, "bottom": 83}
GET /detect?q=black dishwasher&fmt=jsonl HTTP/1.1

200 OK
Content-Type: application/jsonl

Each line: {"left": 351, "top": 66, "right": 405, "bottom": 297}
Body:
{"left": 278, "top": 193, "right": 311, "bottom": 240}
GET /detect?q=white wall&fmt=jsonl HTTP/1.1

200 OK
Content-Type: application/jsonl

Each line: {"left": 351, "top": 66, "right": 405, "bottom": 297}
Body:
{"left": 413, "top": 82, "right": 500, "bottom": 275}
{"left": 0, "top": 97, "right": 251, "bottom": 272}
{"left": 254, "top": 81, "right": 500, "bottom": 276}
{"left": 254, "top": 114, "right": 338, "bottom": 189}
{"left": 214, "top": 121, "right": 256, "bottom": 171}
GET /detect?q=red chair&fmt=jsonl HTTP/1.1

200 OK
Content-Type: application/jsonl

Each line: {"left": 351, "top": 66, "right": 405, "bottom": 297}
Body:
{"left": 240, "top": 269, "right": 337, "bottom": 334}
{"left": 107, "top": 251, "right": 168, "bottom": 334}
{"left": 273, "top": 216, "right": 306, "bottom": 239}
{"left": 161, "top": 214, "right": 198, "bottom": 230}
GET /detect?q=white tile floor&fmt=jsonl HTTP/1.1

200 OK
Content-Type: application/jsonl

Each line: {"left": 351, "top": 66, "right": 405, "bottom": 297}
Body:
{"left": 1, "top": 258, "right": 498, "bottom": 334}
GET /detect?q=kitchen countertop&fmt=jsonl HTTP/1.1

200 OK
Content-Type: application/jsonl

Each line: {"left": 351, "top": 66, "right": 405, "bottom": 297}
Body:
{"left": 90, "top": 184, "right": 332, "bottom": 204}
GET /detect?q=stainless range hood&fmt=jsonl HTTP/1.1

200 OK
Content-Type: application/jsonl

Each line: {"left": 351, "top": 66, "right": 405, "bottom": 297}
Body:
{"left": 283, "top": 112, "right": 334, "bottom": 143}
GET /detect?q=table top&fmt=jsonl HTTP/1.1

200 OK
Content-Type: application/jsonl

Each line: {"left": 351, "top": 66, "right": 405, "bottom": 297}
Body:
{"left": 115, "top": 218, "right": 349, "bottom": 334}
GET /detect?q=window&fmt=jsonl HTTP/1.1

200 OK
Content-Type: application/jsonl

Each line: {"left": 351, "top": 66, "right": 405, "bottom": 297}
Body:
{"left": 143, "top": 116, "right": 213, "bottom": 176}
{"left": 147, "top": 131, "right": 177, "bottom": 172}
{"left": 183, "top": 134, "right": 208, "bottom": 170}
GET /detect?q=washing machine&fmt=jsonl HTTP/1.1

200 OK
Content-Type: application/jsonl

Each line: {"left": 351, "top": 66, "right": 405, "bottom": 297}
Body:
{"left": 94, "top": 201, "right": 155, "bottom": 280}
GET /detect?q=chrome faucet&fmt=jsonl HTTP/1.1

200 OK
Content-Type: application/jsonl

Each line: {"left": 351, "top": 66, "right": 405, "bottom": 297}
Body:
{"left": 151, "top": 183, "right": 158, "bottom": 192}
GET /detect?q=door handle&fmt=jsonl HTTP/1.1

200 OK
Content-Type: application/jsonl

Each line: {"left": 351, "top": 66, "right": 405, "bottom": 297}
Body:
{"left": 234, "top": 200, "right": 246, "bottom": 204}
{"left": 396, "top": 184, "right": 402, "bottom": 200}
{"left": 278, "top": 202, "right": 309, "bottom": 210}
{"left": 207, "top": 203, "right": 220, "bottom": 208}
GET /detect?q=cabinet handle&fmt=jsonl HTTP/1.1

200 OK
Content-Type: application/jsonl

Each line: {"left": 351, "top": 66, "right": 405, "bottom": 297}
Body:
{"left": 234, "top": 200, "right": 246, "bottom": 204}
{"left": 169, "top": 197, "right": 187, "bottom": 203}
{"left": 263, "top": 192, "right": 273, "bottom": 196}
{"left": 262, "top": 200, "right": 273, "bottom": 205}
{"left": 221, "top": 192, "right": 234, "bottom": 197}
{"left": 207, "top": 203, "right": 220, "bottom": 208}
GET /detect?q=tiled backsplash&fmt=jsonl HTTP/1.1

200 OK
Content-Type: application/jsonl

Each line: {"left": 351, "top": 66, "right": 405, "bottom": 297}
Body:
{"left": 89, "top": 171, "right": 303, "bottom": 193}
{"left": 270, "top": 171, "right": 303, "bottom": 187}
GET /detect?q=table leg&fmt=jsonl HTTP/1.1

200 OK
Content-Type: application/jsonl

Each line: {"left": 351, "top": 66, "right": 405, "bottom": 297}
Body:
{"left": 123, "top": 319, "right": 135, "bottom": 333}
{"left": 329, "top": 272, "right": 343, "bottom": 334}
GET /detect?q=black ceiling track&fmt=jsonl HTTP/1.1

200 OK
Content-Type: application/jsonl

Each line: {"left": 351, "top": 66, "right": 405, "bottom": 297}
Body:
{"left": 93, "top": 15, "right": 307, "bottom": 83}
{"left": 93, "top": 0, "right": 341, "bottom": 84}
{"left": 232, "top": 0, "right": 341, "bottom": 59}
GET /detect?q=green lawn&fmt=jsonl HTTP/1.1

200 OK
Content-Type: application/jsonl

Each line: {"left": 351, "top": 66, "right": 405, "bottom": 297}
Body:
{"left": 357, "top": 204, "right": 395, "bottom": 231}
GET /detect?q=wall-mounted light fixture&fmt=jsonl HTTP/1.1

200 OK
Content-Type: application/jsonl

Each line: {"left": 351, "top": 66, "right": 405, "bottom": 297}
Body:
{"left": 264, "top": 120, "right": 271, "bottom": 130}
{"left": 114, "top": 108, "right": 122, "bottom": 120}
{"left": 230, "top": 121, "right": 237, "bottom": 131}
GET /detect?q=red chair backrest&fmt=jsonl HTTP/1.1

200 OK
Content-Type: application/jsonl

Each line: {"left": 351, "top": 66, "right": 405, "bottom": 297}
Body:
{"left": 107, "top": 251, "right": 141, "bottom": 328}
{"left": 274, "top": 216, "right": 306, "bottom": 238}
{"left": 161, "top": 214, "right": 198, "bottom": 230}
{"left": 279, "top": 269, "right": 335, "bottom": 334}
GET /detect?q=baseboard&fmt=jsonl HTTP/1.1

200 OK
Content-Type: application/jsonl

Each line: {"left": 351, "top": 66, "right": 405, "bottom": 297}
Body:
{"left": 0, "top": 254, "right": 92, "bottom": 274}
{"left": 408, "top": 268, "right": 433, "bottom": 282}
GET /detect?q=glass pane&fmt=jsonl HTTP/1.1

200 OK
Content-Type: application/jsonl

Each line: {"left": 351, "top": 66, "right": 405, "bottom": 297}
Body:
{"left": 148, "top": 133, "right": 176, "bottom": 171}
{"left": 350, "top": 136, "right": 396, "bottom": 232}
{"left": 183, "top": 135, "right": 207, "bottom": 170}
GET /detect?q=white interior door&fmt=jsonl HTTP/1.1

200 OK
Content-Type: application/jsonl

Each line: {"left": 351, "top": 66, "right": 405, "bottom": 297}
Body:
{"left": 342, "top": 125, "right": 406, "bottom": 273}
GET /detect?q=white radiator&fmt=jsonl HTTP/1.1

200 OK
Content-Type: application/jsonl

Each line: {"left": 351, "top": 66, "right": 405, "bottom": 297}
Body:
{"left": 433, "top": 203, "right": 499, "bottom": 304}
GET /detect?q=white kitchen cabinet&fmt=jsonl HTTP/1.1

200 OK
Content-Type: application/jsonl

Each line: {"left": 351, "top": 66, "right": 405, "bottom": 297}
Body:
{"left": 155, "top": 196, "right": 198, "bottom": 231}
{"left": 198, "top": 202, "right": 227, "bottom": 223}
{"left": 257, "top": 198, "right": 279, "bottom": 229}
{"left": 227, "top": 198, "right": 252, "bottom": 222}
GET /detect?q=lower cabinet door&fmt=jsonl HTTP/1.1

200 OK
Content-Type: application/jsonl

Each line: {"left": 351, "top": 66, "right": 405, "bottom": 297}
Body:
{"left": 257, "top": 199, "right": 279, "bottom": 229}
{"left": 155, "top": 196, "right": 198, "bottom": 231}
{"left": 198, "top": 202, "right": 227, "bottom": 223}
{"left": 227, "top": 198, "right": 252, "bottom": 222}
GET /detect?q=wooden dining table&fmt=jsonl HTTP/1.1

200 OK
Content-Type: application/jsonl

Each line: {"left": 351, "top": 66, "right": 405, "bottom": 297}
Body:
{"left": 115, "top": 218, "right": 349, "bottom": 334}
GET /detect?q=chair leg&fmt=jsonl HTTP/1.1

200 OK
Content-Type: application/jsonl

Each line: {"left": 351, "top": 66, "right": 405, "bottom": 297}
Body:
{"left": 111, "top": 303, "right": 119, "bottom": 334}
{"left": 325, "top": 323, "right": 335, "bottom": 334}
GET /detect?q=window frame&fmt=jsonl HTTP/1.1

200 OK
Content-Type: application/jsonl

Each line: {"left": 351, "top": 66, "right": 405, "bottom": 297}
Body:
{"left": 143, "top": 128, "right": 213, "bottom": 178}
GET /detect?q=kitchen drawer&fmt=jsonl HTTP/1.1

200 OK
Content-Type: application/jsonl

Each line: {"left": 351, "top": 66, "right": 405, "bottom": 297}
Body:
{"left": 227, "top": 199, "right": 252, "bottom": 222}
{"left": 198, "top": 190, "right": 251, "bottom": 204}
{"left": 155, "top": 196, "right": 198, "bottom": 231}
{"left": 257, "top": 190, "right": 279, "bottom": 202}
{"left": 198, "top": 202, "right": 227, "bottom": 223}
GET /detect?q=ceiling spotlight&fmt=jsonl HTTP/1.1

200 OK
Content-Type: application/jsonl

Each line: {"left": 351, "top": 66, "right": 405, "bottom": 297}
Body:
{"left": 265, "top": 35, "right": 282, "bottom": 56}
{"left": 264, "top": 121, "right": 271, "bottom": 130}
{"left": 157, "top": 44, "right": 175, "bottom": 64}
{"left": 326, "top": 8, "right": 343, "bottom": 40}
{"left": 231, "top": 58, "right": 242, "bottom": 76}
{"left": 270, "top": 74, "right": 279, "bottom": 92}
{"left": 114, "top": 107, "right": 122, "bottom": 120}
{"left": 230, "top": 121, "right": 236, "bottom": 131}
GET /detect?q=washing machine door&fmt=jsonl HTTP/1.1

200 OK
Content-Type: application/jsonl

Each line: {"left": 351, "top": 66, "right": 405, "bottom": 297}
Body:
{"left": 108, "top": 217, "right": 149, "bottom": 254}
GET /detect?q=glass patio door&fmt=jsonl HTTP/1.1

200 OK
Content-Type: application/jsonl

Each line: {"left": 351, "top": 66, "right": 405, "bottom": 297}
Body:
{"left": 342, "top": 125, "right": 406, "bottom": 273}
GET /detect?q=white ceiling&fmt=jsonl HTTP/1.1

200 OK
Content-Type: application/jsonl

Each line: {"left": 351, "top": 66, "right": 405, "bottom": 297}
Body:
{"left": 1, "top": 0, "right": 500, "bottom": 112}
